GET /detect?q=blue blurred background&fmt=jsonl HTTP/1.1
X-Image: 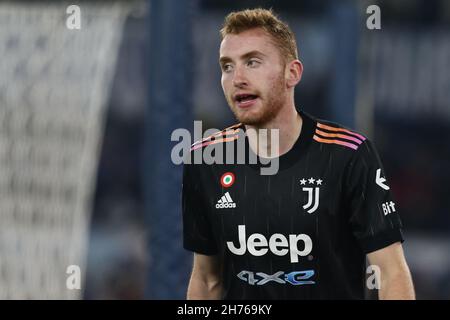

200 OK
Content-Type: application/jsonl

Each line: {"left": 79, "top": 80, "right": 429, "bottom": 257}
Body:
{"left": 1, "top": 0, "right": 448, "bottom": 300}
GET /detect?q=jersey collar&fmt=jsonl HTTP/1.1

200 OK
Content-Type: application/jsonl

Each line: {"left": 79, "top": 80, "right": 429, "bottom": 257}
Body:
{"left": 243, "top": 109, "right": 316, "bottom": 173}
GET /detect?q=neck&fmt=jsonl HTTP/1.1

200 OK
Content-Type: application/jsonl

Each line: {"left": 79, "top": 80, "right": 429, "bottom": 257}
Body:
{"left": 245, "top": 104, "right": 302, "bottom": 158}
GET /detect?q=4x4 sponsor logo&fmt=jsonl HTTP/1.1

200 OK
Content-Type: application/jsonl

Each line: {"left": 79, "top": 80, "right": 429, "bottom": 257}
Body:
{"left": 300, "top": 177, "right": 322, "bottom": 214}
{"left": 237, "top": 270, "right": 315, "bottom": 286}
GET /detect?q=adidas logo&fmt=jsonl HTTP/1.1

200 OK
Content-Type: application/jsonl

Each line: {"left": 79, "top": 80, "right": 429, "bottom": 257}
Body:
{"left": 216, "top": 192, "right": 236, "bottom": 209}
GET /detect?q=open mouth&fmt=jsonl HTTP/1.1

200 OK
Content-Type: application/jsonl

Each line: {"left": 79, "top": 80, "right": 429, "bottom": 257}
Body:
{"left": 234, "top": 94, "right": 259, "bottom": 108}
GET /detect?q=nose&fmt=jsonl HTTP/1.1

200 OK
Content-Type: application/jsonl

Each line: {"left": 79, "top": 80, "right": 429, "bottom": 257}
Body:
{"left": 232, "top": 66, "right": 248, "bottom": 88}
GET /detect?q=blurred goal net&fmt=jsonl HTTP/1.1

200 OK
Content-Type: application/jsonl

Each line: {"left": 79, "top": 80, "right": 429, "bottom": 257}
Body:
{"left": 0, "top": 1, "right": 132, "bottom": 299}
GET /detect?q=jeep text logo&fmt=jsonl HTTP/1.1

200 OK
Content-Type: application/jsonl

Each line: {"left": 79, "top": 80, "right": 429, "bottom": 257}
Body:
{"left": 226, "top": 225, "right": 313, "bottom": 263}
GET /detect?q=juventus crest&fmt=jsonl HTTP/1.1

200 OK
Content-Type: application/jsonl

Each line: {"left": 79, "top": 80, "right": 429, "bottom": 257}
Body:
{"left": 300, "top": 178, "right": 322, "bottom": 214}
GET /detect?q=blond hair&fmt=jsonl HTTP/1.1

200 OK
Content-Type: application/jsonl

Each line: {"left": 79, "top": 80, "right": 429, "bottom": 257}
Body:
{"left": 220, "top": 8, "right": 299, "bottom": 63}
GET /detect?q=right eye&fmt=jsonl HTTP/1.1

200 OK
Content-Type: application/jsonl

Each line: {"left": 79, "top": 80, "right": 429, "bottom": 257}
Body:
{"left": 222, "top": 64, "right": 233, "bottom": 73}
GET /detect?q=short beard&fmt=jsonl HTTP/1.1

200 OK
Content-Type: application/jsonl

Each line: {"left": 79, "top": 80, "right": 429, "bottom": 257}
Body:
{"left": 229, "top": 73, "right": 286, "bottom": 127}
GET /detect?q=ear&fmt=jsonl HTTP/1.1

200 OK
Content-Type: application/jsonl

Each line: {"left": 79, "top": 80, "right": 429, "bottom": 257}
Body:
{"left": 285, "top": 60, "right": 303, "bottom": 88}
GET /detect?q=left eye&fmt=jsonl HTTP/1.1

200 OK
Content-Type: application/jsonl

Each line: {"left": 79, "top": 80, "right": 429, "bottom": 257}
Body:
{"left": 247, "top": 60, "right": 259, "bottom": 67}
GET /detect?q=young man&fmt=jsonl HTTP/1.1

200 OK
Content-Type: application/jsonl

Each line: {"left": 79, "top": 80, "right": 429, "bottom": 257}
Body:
{"left": 182, "top": 8, "right": 415, "bottom": 299}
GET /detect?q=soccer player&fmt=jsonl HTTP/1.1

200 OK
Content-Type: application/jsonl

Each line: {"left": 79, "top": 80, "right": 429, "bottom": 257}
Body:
{"left": 182, "top": 8, "right": 415, "bottom": 299}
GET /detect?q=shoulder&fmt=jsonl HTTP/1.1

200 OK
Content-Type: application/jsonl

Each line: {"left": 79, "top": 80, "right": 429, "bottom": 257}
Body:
{"left": 308, "top": 116, "right": 385, "bottom": 174}
{"left": 190, "top": 123, "right": 244, "bottom": 152}
{"left": 311, "top": 116, "right": 369, "bottom": 152}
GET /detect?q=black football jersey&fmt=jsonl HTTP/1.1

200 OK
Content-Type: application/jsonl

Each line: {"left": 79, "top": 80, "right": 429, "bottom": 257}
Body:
{"left": 182, "top": 110, "right": 404, "bottom": 299}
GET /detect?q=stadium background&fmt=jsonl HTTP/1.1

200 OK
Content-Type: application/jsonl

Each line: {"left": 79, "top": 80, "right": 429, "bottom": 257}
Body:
{"left": 0, "top": 0, "right": 449, "bottom": 299}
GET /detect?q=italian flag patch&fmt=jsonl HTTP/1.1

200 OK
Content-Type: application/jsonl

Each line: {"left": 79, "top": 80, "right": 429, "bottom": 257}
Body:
{"left": 220, "top": 172, "right": 235, "bottom": 188}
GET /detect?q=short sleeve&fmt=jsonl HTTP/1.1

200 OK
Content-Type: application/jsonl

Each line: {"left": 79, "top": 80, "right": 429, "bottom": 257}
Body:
{"left": 344, "top": 139, "right": 404, "bottom": 254}
{"left": 182, "top": 162, "right": 218, "bottom": 255}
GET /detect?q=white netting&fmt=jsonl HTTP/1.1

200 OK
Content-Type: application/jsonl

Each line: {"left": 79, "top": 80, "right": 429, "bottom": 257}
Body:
{"left": 0, "top": 1, "right": 133, "bottom": 299}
